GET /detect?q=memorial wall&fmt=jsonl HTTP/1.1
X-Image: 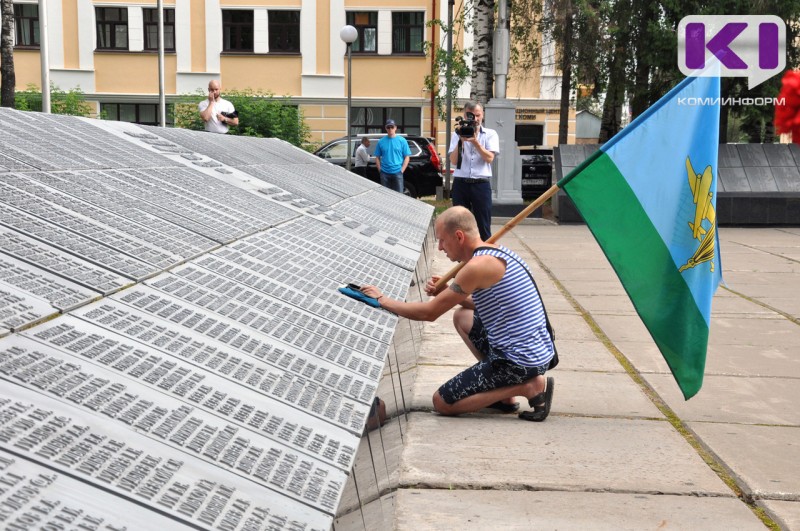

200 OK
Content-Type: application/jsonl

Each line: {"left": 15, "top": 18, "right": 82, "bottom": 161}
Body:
{"left": 0, "top": 107, "right": 434, "bottom": 530}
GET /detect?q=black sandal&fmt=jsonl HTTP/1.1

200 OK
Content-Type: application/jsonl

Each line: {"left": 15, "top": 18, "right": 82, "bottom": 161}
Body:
{"left": 486, "top": 400, "right": 520, "bottom": 413}
{"left": 519, "top": 377, "right": 554, "bottom": 422}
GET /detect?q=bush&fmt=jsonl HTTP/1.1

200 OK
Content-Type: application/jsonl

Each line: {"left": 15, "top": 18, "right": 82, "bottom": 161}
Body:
{"left": 15, "top": 83, "right": 94, "bottom": 117}
{"left": 175, "top": 88, "right": 310, "bottom": 147}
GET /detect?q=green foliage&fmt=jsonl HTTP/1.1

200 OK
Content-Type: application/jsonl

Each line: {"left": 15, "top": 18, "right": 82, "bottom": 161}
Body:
{"left": 174, "top": 88, "right": 310, "bottom": 147}
{"left": 173, "top": 99, "right": 205, "bottom": 131}
{"left": 542, "top": 0, "right": 800, "bottom": 143}
{"left": 423, "top": 16, "right": 472, "bottom": 122}
{"left": 422, "top": 0, "right": 545, "bottom": 121}
{"left": 15, "top": 83, "right": 93, "bottom": 116}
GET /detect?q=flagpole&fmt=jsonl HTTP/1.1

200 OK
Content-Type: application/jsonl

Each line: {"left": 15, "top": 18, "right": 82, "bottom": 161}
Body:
{"left": 433, "top": 183, "right": 561, "bottom": 290}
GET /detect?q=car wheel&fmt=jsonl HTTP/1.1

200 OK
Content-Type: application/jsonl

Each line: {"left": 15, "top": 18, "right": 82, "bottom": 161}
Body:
{"left": 403, "top": 182, "right": 417, "bottom": 198}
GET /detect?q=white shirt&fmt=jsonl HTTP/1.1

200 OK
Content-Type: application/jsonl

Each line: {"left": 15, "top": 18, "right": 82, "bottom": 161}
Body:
{"left": 198, "top": 97, "right": 235, "bottom": 134}
{"left": 448, "top": 126, "right": 499, "bottom": 179}
{"left": 355, "top": 144, "right": 370, "bottom": 167}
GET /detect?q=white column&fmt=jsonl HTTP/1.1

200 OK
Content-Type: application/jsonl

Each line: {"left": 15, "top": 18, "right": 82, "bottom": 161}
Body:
{"left": 377, "top": 10, "right": 391, "bottom": 55}
{"left": 175, "top": 0, "right": 191, "bottom": 72}
{"left": 301, "top": 0, "right": 316, "bottom": 74}
{"left": 254, "top": 9, "right": 268, "bottom": 54}
{"left": 329, "top": 0, "right": 346, "bottom": 76}
{"left": 77, "top": 0, "right": 93, "bottom": 70}
{"left": 128, "top": 7, "right": 144, "bottom": 52}
{"left": 45, "top": 0, "right": 63, "bottom": 68}
{"left": 205, "top": 0, "right": 221, "bottom": 73}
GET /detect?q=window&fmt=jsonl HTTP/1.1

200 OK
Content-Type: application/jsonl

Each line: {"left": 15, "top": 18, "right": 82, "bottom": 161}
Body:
{"left": 96, "top": 7, "right": 128, "bottom": 50}
{"left": 143, "top": 8, "right": 175, "bottom": 51}
{"left": 351, "top": 107, "right": 421, "bottom": 136}
{"left": 346, "top": 12, "right": 377, "bottom": 53}
{"left": 14, "top": 4, "right": 39, "bottom": 47}
{"left": 269, "top": 10, "right": 300, "bottom": 53}
{"left": 392, "top": 12, "right": 424, "bottom": 54}
{"left": 101, "top": 103, "right": 173, "bottom": 126}
{"left": 223, "top": 10, "right": 254, "bottom": 52}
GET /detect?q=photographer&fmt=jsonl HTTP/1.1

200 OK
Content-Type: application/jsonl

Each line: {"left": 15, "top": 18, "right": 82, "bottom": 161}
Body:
{"left": 198, "top": 80, "right": 238, "bottom": 134}
{"left": 448, "top": 101, "right": 499, "bottom": 241}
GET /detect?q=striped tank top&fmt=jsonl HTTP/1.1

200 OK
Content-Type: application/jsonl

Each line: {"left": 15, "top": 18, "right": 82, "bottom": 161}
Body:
{"left": 471, "top": 246, "right": 555, "bottom": 368}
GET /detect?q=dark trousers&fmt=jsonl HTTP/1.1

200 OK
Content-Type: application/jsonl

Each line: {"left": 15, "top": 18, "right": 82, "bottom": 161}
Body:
{"left": 452, "top": 179, "right": 492, "bottom": 241}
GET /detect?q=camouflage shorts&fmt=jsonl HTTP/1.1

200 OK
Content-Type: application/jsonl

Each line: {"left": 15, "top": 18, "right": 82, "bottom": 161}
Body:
{"left": 437, "top": 314, "right": 546, "bottom": 405}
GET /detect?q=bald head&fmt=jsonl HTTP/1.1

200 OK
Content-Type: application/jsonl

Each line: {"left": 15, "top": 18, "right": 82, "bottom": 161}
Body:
{"left": 436, "top": 206, "right": 480, "bottom": 239}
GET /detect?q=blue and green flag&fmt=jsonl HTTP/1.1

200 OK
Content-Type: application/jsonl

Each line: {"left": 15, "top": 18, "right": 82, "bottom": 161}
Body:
{"left": 559, "top": 75, "right": 722, "bottom": 399}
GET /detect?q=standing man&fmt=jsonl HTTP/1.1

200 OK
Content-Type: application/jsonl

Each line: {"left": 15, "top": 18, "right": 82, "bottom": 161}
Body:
{"left": 354, "top": 136, "right": 371, "bottom": 177}
{"left": 374, "top": 119, "right": 411, "bottom": 193}
{"left": 360, "top": 206, "right": 555, "bottom": 420}
{"left": 198, "top": 80, "right": 238, "bottom": 134}
{"left": 449, "top": 101, "right": 499, "bottom": 241}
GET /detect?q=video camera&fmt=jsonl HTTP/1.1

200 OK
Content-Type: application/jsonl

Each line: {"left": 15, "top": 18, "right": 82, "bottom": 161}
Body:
{"left": 455, "top": 111, "right": 477, "bottom": 138}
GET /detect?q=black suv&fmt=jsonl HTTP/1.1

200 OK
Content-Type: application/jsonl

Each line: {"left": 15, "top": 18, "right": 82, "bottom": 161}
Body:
{"left": 521, "top": 149, "right": 554, "bottom": 200}
{"left": 313, "top": 134, "right": 443, "bottom": 198}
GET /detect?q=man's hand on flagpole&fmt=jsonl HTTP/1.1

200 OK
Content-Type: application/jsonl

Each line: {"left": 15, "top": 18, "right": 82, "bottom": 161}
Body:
{"left": 425, "top": 276, "right": 444, "bottom": 297}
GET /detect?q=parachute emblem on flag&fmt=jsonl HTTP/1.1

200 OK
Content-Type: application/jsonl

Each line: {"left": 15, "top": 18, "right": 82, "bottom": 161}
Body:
{"left": 680, "top": 156, "right": 717, "bottom": 273}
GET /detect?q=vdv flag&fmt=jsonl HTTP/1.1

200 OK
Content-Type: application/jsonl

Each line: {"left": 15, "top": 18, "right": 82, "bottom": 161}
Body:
{"left": 559, "top": 74, "right": 722, "bottom": 399}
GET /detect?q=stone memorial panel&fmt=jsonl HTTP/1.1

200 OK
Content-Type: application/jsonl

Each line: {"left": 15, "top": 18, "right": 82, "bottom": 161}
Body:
{"left": 0, "top": 229, "right": 130, "bottom": 295}
{"left": 0, "top": 448, "right": 194, "bottom": 530}
{"left": 18, "top": 171, "right": 219, "bottom": 257}
{"left": 0, "top": 253, "right": 98, "bottom": 311}
{"left": 0, "top": 387, "right": 332, "bottom": 529}
{"left": 0, "top": 283, "right": 57, "bottom": 331}
{"left": 1, "top": 108, "right": 435, "bottom": 529}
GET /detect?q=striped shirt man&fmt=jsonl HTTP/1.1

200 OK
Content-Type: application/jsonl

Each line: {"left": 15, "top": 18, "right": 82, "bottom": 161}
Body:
{"left": 471, "top": 246, "right": 555, "bottom": 368}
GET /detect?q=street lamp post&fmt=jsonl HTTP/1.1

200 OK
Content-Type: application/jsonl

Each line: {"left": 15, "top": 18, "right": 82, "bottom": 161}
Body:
{"left": 340, "top": 25, "right": 358, "bottom": 172}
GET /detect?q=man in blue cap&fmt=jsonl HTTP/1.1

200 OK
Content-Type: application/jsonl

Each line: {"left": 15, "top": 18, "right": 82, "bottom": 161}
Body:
{"left": 374, "top": 119, "right": 411, "bottom": 193}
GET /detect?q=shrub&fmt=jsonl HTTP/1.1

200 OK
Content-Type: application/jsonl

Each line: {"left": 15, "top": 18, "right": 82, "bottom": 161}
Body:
{"left": 175, "top": 88, "right": 310, "bottom": 147}
{"left": 15, "top": 83, "right": 94, "bottom": 117}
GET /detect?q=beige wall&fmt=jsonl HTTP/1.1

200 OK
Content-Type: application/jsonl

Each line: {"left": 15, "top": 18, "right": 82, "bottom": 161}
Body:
{"left": 10, "top": 50, "right": 42, "bottom": 90}
{"left": 191, "top": 0, "right": 206, "bottom": 73}
{"left": 221, "top": 0, "right": 301, "bottom": 5}
{"left": 346, "top": 0, "right": 426, "bottom": 6}
{"left": 12, "top": 0, "right": 573, "bottom": 147}
{"left": 347, "top": 57, "right": 429, "bottom": 98}
{"left": 95, "top": 54, "right": 178, "bottom": 94}
{"left": 62, "top": 0, "right": 79, "bottom": 69}
{"left": 221, "top": 56, "right": 302, "bottom": 94}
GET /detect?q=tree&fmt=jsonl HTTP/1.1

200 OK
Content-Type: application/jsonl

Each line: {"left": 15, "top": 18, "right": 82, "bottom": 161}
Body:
{"left": 1, "top": 0, "right": 15, "bottom": 107}
{"left": 470, "top": 0, "right": 495, "bottom": 105}
{"left": 423, "top": 11, "right": 472, "bottom": 121}
{"left": 538, "top": 0, "right": 605, "bottom": 145}
{"left": 598, "top": 0, "right": 633, "bottom": 142}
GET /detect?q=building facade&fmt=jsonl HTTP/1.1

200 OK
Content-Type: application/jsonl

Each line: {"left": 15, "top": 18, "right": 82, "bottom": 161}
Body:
{"left": 9, "top": 0, "right": 575, "bottom": 150}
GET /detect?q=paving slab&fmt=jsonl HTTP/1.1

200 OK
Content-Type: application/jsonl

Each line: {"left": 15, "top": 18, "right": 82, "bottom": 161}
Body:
{"left": 613, "top": 340, "right": 671, "bottom": 374}
{"left": 411, "top": 367, "right": 661, "bottom": 418}
{"left": 548, "top": 312, "right": 601, "bottom": 341}
{"left": 546, "top": 338, "right": 626, "bottom": 372}
{"left": 573, "top": 293, "right": 638, "bottom": 315}
{"left": 707, "top": 291, "right": 784, "bottom": 317}
{"left": 394, "top": 489, "right": 763, "bottom": 531}
{"left": 555, "top": 279, "right": 628, "bottom": 297}
{"left": 759, "top": 500, "right": 800, "bottom": 531}
{"left": 721, "top": 250, "right": 800, "bottom": 272}
{"left": 400, "top": 413, "right": 730, "bottom": 495}
{"left": 709, "top": 315, "right": 800, "bottom": 350}
{"left": 592, "top": 313, "right": 655, "bottom": 343}
{"left": 689, "top": 422, "right": 800, "bottom": 500}
{"left": 720, "top": 227, "right": 800, "bottom": 247}
{"left": 334, "top": 492, "right": 395, "bottom": 530}
{"left": 647, "top": 373, "right": 800, "bottom": 425}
